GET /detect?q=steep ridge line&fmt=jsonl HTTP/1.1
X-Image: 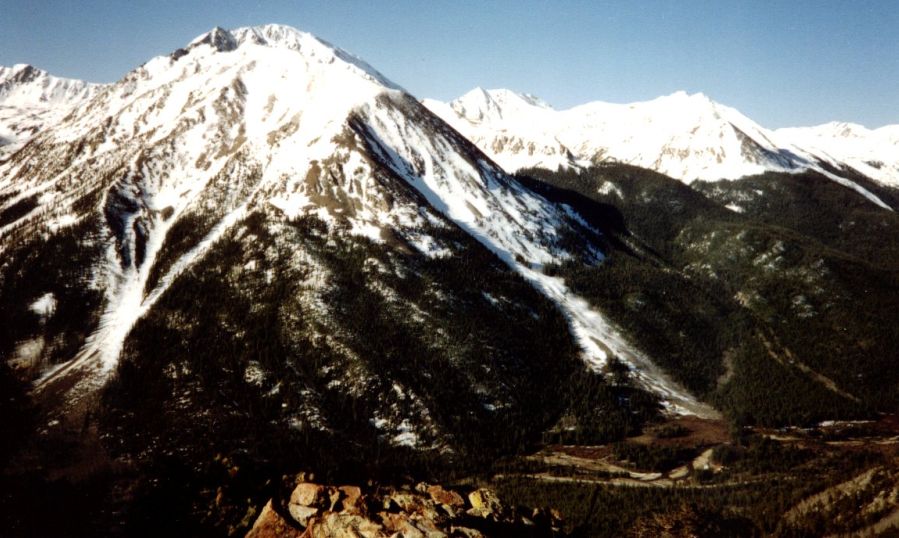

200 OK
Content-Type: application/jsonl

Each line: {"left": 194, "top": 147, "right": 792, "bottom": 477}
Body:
{"left": 355, "top": 103, "right": 717, "bottom": 418}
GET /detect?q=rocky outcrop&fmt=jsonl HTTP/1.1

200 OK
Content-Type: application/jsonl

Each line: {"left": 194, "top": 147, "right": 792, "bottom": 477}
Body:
{"left": 246, "top": 476, "right": 563, "bottom": 537}
{"left": 247, "top": 500, "right": 305, "bottom": 538}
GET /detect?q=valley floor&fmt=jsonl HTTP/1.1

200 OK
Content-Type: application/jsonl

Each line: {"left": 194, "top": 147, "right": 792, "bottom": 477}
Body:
{"left": 4, "top": 395, "right": 899, "bottom": 537}
{"left": 487, "top": 414, "right": 899, "bottom": 536}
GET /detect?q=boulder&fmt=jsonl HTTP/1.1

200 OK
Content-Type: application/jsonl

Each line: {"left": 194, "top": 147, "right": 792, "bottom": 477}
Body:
{"left": 338, "top": 485, "right": 363, "bottom": 513}
{"left": 427, "top": 485, "right": 465, "bottom": 508}
{"left": 290, "top": 482, "right": 326, "bottom": 507}
{"left": 308, "top": 512, "right": 385, "bottom": 538}
{"left": 466, "top": 488, "right": 502, "bottom": 517}
{"left": 245, "top": 500, "right": 303, "bottom": 538}
{"left": 287, "top": 504, "right": 318, "bottom": 527}
{"left": 247, "top": 481, "right": 561, "bottom": 537}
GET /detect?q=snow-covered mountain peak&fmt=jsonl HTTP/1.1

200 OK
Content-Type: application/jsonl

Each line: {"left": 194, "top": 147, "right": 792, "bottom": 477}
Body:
{"left": 427, "top": 88, "right": 813, "bottom": 181}
{"left": 450, "top": 87, "right": 552, "bottom": 124}
{"left": 0, "top": 64, "right": 104, "bottom": 159}
{"left": 604, "top": 91, "right": 727, "bottom": 126}
{"left": 775, "top": 121, "right": 899, "bottom": 186}
{"left": 478, "top": 88, "right": 552, "bottom": 110}
{"left": 187, "top": 26, "right": 238, "bottom": 51}
{"left": 0, "top": 63, "right": 102, "bottom": 106}
{"left": 1, "top": 22, "right": 637, "bottom": 411}
{"left": 815, "top": 121, "right": 869, "bottom": 138}
{"left": 181, "top": 24, "right": 399, "bottom": 91}
{"left": 659, "top": 90, "right": 712, "bottom": 103}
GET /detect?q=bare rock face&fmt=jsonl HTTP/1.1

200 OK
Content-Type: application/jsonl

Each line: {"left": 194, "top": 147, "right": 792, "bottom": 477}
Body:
{"left": 246, "top": 476, "right": 564, "bottom": 537}
{"left": 427, "top": 485, "right": 465, "bottom": 509}
{"left": 466, "top": 489, "right": 503, "bottom": 518}
{"left": 290, "top": 483, "right": 329, "bottom": 509}
{"left": 245, "top": 500, "right": 304, "bottom": 538}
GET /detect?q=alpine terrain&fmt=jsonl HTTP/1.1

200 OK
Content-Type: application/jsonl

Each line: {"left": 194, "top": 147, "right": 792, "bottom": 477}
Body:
{"left": 2, "top": 23, "right": 898, "bottom": 538}
{"left": 424, "top": 88, "right": 899, "bottom": 198}
{"left": 0, "top": 64, "right": 104, "bottom": 159}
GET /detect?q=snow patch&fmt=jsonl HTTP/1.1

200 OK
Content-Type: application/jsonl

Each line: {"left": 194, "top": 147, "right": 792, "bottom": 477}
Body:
{"left": 598, "top": 181, "right": 623, "bottom": 198}
{"left": 30, "top": 293, "right": 57, "bottom": 318}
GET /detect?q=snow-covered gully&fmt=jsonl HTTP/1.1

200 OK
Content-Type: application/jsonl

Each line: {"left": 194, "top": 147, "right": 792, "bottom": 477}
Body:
{"left": 519, "top": 267, "right": 719, "bottom": 419}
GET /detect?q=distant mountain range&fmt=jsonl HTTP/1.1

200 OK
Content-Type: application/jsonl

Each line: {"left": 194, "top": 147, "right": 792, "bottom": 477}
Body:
{"left": 5, "top": 58, "right": 898, "bottom": 192}
{"left": 423, "top": 88, "right": 899, "bottom": 199}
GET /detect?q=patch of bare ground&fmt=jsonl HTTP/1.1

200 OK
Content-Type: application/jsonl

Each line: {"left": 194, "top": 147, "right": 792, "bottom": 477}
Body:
{"left": 517, "top": 417, "right": 732, "bottom": 487}
{"left": 630, "top": 415, "right": 730, "bottom": 447}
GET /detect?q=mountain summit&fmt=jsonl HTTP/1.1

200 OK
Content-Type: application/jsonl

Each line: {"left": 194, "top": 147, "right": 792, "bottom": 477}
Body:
{"left": 0, "top": 64, "right": 104, "bottom": 158}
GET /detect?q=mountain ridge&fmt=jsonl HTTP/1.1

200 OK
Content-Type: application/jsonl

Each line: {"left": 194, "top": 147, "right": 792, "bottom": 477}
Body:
{"left": 423, "top": 88, "right": 899, "bottom": 196}
{"left": 0, "top": 63, "right": 105, "bottom": 158}
{"left": 4, "top": 61, "right": 896, "bottom": 192}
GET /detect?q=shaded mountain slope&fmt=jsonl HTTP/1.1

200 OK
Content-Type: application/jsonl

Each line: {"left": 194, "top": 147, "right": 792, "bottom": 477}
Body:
{"left": 521, "top": 163, "right": 899, "bottom": 425}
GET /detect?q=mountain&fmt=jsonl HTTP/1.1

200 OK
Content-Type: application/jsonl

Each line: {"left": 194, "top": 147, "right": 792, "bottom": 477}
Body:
{"left": 775, "top": 121, "right": 899, "bottom": 186}
{"left": 0, "top": 25, "right": 698, "bottom": 533}
{"left": 0, "top": 22, "right": 574, "bottom": 432}
{"left": 424, "top": 89, "right": 897, "bottom": 209}
{"left": 0, "top": 25, "right": 713, "bottom": 418}
{"left": 423, "top": 88, "right": 576, "bottom": 174}
{"left": 420, "top": 86, "right": 899, "bottom": 538}
{"left": 0, "top": 64, "right": 104, "bottom": 159}
{"left": 519, "top": 161, "right": 899, "bottom": 428}
{"left": 423, "top": 89, "right": 807, "bottom": 179}
{"left": 4, "top": 23, "right": 898, "bottom": 538}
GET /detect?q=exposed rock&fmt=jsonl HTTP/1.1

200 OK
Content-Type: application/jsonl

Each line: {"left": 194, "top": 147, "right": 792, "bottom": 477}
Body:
{"left": 245, "top": 500, "right": 303, "bottom": 538}
{"left": 247, "top": 478, "right": 564, "bottom": 537}
{"left": 287, "top": 504, "right": 318, "bottom": 527}
{"left": 338, "top": 485, "right": 363, "bottom": 513}
{"left": 449, "top": 527, "right": 486, "bottom": 538}
{"left": 467, "top": 488, "right": 503, "bottom": 518}
{"left": 290, "top": 482, "right": 327, "bottom": 508}
{"left": 380, "top": 511, "right": 444, "bottom": 537}
{"left": 308, "top": 512, "right": 384, "bottom": 538}
{"left": 383, "top": 491, "right": 438, "bottom": 520}
{"left": 427, "top": 485, "right": 465, "bottom": 508}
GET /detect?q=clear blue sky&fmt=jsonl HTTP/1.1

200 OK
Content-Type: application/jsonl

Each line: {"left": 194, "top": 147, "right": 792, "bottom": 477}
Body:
{"left": 1, "top": 0, "right": 897, "bottom": 128}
